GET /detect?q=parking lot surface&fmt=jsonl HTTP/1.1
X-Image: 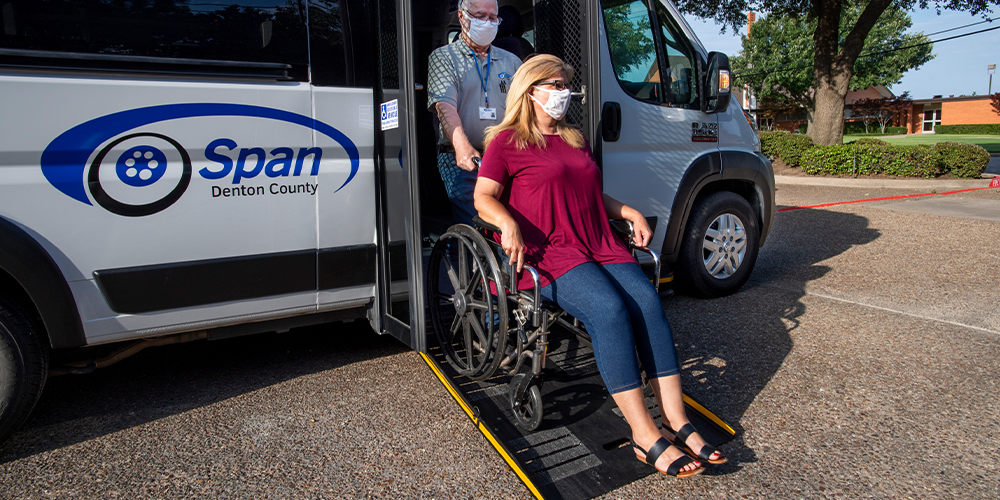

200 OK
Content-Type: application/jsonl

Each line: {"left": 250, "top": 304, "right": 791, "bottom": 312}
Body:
{"left": 2, "top": 180, "right": 999, "bottom": 499}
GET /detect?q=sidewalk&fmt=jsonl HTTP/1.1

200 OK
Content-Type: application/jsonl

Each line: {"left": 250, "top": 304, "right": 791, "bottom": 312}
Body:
{"left": 774, "top": 175, "right": 996, "bottom": 189}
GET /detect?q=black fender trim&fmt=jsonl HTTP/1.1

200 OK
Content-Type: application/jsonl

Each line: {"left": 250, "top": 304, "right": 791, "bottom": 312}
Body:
{"left": 0, "top": 217, "right": 86, "bottom": 349}
{"left": 660, "top": 150, "right": 775, "bottom": 262}
{"left": 660, "top": 152, "right": 722, "bottom": 263}
{"left": 721, "top": 150, "right": 775, "bottom": 246}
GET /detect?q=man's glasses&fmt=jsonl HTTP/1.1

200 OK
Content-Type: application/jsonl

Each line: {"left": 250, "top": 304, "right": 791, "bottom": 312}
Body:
{"left": 464, "top": 10, "right": 502, "bottom": 25}
{"left": 536, "top": 80, "right": 571, "bottom": 91}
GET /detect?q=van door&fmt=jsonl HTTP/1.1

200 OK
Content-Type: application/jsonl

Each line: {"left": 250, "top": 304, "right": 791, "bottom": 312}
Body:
{"left": 598, "top": 0, "right": 717, "bottom": 254}
{"left": 534, "top": 0, "right": 602, "bottom": 146}
{"left": 365, "top": 0, "right": 425, "bottom": 349}
{"left": 310, "top": 1, "right": 383, "bottom": 325}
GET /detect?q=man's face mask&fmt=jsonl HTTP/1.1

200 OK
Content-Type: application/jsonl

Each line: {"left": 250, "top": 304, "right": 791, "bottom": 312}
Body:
{"left": 463, "top": 10, "right": 499, "bottom": 46}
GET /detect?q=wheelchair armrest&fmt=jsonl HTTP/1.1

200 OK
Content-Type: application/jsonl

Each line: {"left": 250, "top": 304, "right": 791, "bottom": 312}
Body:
{"left": 472, "top": 215, "right": 502, "bottom": 236}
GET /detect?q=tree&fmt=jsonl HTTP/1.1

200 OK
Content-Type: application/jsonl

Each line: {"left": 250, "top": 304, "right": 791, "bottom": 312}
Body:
{"left": 679, "top": 0, "right": 998, "bottom": 145}
{"left": 851, "top": 97, "right": 882, "bottom": 134}
{"left": 850, "top": 91, "right": 911, "bottom": 133}
{"left": 730, "top": 3, "right": 932, "bottom": 143}
{"left": 992, "top": 92, "right": 1000, "bottom": 116}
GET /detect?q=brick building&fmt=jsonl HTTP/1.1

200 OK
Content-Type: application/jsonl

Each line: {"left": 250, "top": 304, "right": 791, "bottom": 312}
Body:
{"left": 906, "top": 95, "right": 1000, "bottom": 133}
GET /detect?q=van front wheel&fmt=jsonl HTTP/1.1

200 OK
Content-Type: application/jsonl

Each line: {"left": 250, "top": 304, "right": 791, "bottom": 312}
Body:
{"left": 0, "top": 298, "right": 48, "bottom": 446}
{"left": 676, "top": 192, "right": 760, "bottom": 298}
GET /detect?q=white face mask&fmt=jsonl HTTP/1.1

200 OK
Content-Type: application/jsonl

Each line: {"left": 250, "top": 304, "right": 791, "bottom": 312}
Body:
{"left": 463, "top": 12, "right": 499, "bottom": 46}
{"left": 530, "top": 86, "right": 572, "bottom": 121}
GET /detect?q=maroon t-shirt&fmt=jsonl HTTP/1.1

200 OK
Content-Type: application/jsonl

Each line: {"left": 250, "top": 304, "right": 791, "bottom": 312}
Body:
{"left": 479, "top": 129, "right": 635, "bottom": 290}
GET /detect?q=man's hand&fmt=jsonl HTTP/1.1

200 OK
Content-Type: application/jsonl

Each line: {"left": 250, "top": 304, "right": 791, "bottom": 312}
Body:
{"left": 455, "top": 142, "right": 481, "bottom": 172}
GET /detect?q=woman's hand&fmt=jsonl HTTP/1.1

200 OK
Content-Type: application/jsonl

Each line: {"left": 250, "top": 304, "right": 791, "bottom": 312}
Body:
{"left": 474, "top": 177, "right": 525, "bottom": 272}
{"left": 629, "top": 214, "right": 652, "bottom": 248}
{"left": 499, "top": 220, "right": 525, "bottom": 272}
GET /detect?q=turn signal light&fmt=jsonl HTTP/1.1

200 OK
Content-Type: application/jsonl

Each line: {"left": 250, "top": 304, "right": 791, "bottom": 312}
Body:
{"left": 719, "top": 70, "right": 731, "bottom": 93}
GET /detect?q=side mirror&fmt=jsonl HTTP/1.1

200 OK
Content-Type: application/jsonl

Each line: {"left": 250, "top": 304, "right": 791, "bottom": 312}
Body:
{"left": 702, "top": 51, "right": 731, "bottom": 114}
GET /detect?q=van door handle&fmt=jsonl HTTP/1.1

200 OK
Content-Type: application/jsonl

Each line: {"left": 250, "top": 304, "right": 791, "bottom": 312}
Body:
{"left": 601, "top": 101, "right": 621, "bottom": 142}
{"left": 570, "top": 84, "right": 587, "bottom": 105}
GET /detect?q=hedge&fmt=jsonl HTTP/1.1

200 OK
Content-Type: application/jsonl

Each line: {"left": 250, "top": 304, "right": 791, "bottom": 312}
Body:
{"left": 932, "top": 124, "right": 1000, "bottom": 135}
{"left": 759, "top": 131, "right": 815, "bottom": 167}
{"left": 934, "top": 142, "right": 991, "bottom": 178}
{"left": 843, "top": 122, "right": 907, "bottom": 135}
{"left": 800, "top": 143, "right": 939, "bottom": 178}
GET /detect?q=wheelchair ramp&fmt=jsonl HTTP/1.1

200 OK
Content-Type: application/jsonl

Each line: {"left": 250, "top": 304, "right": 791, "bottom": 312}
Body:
{"left": 421, "top": 329, "right": 735, "bottom": 500}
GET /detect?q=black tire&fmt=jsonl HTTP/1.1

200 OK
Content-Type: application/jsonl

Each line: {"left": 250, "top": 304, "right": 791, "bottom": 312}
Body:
{"left": 676, "top": 191, "right": 760, "bottom": 298}
{"left": 0, "top": 298, "right": 48, "bottom": 446}
{"left": 508, "top": 374, "right": 543, "bottom": 431}
{"left": 427, "top": 225, "right": 508, "bottom": 381}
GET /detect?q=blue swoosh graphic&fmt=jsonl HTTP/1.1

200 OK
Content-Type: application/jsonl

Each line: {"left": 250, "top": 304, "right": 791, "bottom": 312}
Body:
{"left": 41, "top": 103, "right": 361, "bottom": 205}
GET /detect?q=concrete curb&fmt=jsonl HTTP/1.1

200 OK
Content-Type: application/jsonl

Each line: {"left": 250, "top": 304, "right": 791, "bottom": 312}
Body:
{"left": 774, "top": 175, "right": 996, "bottom": 189}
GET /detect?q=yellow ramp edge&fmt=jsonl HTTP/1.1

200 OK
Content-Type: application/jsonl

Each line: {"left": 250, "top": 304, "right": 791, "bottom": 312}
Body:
{"left": 683, "top": 394, "right": 736, "bottom": 436}
{"left": 420, "top": 352, "right": 544, "bottom": 500}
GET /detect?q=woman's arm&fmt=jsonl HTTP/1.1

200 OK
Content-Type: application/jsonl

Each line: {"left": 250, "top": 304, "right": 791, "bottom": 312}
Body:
{"left": 603, "top": 194, "right": 652, "bottom": 247}
{"left": 474, "top": 177, "right": 526, "bottom": 272}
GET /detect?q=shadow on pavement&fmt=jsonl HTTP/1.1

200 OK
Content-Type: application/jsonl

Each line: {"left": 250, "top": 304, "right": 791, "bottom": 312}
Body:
{"left": 664, "top": 207, "right": 880, "bottom": 471}
{"left": 0, "top": 319, "right": 404, "bottom": 463}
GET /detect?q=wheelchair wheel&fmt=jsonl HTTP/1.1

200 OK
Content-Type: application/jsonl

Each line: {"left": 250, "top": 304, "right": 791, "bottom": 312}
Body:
{"left": 427, "top": 225, "right": 508, "bottom": 381}
{"left": 508, "top": 374, "right": 543, "bottom": 431}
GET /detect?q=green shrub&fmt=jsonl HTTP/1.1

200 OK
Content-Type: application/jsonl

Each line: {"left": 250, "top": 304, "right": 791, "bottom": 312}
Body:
{"left": 759, "top": 130, "right": 815, "bottom": 167}
{"left": 934, "top": 141, "right": 991, "bottom": 178}
{"left": 800, "top": 143, "right": 940, "bottom": 178}
{"left": 933, "top": 124, "right": 1000, "bottom": 135}
{"left": 843, "top": 123, "right": 906, "bottom": 135}
{"left": 853, "top": 137, "right": 888, "bottom": 146}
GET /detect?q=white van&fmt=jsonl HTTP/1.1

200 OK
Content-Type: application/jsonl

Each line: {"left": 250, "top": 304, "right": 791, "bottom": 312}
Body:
{"left": 0, "top": 0, "right": 773, "bottom": 445}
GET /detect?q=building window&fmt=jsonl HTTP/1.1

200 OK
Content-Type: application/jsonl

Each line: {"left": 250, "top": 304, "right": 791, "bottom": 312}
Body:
{"left": 923, "top": 108, "right": 941, "bottom": 132}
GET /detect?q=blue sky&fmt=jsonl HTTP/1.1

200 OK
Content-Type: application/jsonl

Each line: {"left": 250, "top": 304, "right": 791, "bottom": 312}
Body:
{"left": 685, "top": 8, "right": 1000, "bottom": 99}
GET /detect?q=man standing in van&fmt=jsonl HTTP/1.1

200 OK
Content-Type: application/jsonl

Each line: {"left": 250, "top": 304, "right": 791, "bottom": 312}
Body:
{"left": 428, "top": 0, "right": 522, "bottom": 225}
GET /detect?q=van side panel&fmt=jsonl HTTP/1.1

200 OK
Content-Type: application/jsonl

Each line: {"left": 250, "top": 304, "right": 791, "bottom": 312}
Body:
{"left": 0, "top": 74, "right": 375, "bottom": 345}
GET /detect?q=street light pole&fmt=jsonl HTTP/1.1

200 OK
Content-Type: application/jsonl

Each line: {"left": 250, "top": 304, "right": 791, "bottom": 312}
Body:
{"left": 990, "top": 64, "right": 996, "bottom": 95}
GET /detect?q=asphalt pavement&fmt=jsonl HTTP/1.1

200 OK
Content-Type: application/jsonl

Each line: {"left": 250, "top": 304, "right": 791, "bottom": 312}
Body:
{"left": 2, "top": 177, "right": 999, "bottom": 499}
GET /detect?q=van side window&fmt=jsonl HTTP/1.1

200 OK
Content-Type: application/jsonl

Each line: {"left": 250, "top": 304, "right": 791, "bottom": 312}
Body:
{"left": 309, "top": 0, "right": 376, "bottom": 87}
{"left": 0, "top": 0, "right": 308, "bottom": 80}
{"left": 601, "top": 0, "right": 661, "bottom": 103}
{"left": 655, "top": 5, "right": 699, "bottom": 107}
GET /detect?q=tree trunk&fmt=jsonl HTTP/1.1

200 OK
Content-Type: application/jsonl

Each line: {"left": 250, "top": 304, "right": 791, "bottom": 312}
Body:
{"left": 808, "top": 0, "right": 895, "bottom": 145}
{"left": 810, "top": 69, "right": 852, "bottom": 145}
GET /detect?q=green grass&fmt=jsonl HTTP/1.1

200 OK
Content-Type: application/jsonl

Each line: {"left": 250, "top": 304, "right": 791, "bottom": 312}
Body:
{"left": 843, "top": 134, "right": 1000, "bottom": 153}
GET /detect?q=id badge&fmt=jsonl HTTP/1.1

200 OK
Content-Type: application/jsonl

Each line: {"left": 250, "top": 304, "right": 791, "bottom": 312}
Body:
{"left": 479, "top": 107, "right": 497, "bottom": 120}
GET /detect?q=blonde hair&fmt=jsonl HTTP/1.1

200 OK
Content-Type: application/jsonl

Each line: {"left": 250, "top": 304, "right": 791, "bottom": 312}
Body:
{"left": 484, "top": 54, "right": 584, "bottom": 151}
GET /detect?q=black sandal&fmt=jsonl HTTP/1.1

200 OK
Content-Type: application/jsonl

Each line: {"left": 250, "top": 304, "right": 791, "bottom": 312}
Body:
{"left": 633, "top": 437, "right": 704, "bottom": 478}
{"left": 668, "top": 423, "right": 728, "bottom": 465}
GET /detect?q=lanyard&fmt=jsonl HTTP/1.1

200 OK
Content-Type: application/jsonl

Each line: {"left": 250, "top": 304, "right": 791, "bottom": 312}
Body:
{"left": 472, "top": 48, "right": 491, "bottom": 108}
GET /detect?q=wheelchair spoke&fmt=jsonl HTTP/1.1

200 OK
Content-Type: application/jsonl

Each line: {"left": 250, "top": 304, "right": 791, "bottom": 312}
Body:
{"left": 463, "top": 316, "right": 474, "bottom": 368}
{"left": 441, "top": 258, "right": 462, "bottom": 293}
{"left": 466, "top": 300, "right": 489, "bottom": 311}
{"left": 467, "top": 312, "right": 489, "bottom": 347}
{"left": 464, "top": 266, "right": 484, "bottom": 297}
{"left": 449, "top": 312, "right": 463, "bottom": 338}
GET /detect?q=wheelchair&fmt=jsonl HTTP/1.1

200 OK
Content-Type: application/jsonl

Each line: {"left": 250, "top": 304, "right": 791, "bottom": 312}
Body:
{"left": 427, "top": 216, "right": 661, "bottom": 431}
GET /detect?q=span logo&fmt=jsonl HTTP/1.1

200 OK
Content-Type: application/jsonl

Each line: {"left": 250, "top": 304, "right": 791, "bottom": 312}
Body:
{"left": 41, "top": 103, "right": 359, "bottom": 217}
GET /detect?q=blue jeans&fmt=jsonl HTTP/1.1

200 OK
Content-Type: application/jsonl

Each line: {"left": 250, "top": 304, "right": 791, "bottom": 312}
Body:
{"left": 541, "top": 262, "right": 679, "bottom": 394}
{"left": 437, "top": 152, "right": 478, "bottom": 227}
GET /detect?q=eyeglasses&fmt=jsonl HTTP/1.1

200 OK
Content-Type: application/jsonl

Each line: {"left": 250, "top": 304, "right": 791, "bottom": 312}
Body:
{"left": 536, "top": 80, "right": 571, "bottom": 91}
{"left": 463, "top": 10, "right": 502, "bottom": 25}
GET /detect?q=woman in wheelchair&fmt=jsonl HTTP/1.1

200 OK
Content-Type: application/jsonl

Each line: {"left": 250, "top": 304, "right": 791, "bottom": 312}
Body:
{"left": 473, "top": 55, "right": 726, "bottom": 478}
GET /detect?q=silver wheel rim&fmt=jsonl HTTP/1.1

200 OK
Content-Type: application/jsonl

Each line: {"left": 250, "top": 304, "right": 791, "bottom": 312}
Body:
{"left": 702, "top": 213, "right": 747, "bottom": 279}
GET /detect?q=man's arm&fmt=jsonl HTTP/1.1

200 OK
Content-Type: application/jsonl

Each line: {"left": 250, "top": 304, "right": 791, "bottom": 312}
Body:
{"left": 435, "top": 102, "right": 480, "bottom": 172}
